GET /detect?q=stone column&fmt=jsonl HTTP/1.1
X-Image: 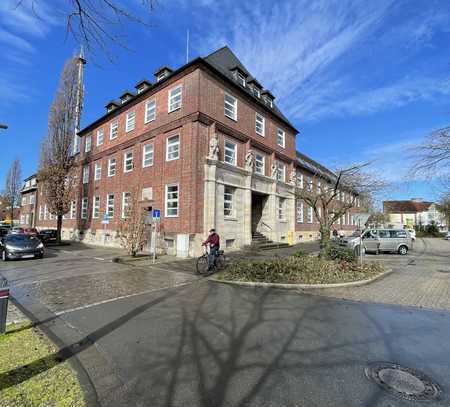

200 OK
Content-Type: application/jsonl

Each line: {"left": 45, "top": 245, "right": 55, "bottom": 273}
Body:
{"left": 203, "top": 159, "right": 217, "bottom": 233}
{"left": 242, "top": 170, "right": 252, "bottom": 246}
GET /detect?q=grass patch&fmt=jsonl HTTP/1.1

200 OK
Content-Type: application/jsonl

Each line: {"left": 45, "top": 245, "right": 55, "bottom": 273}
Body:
{"left": 0, "top": 322, "right": 86, "bottom": 407}
{"left": 220, "top": 254, "right": 384, "bottom": 285}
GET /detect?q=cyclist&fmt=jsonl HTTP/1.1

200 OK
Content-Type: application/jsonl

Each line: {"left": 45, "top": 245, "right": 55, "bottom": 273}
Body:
{"left": 202, "top": 228, "right": 220, "bottom": 271}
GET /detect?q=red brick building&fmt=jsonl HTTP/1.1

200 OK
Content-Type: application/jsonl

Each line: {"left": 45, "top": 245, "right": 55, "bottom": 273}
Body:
{"left": 19, "top": 174, "right": 38, "bottom": 227}
{"left": 34, "top": 46, "right": 358, "bottom": 256}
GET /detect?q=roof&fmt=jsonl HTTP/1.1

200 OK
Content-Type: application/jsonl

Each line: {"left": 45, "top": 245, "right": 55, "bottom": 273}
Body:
{"left": 23, "top": 174, "right": 37, "bottom": 182}
{"left": 79, "top": 46, "right": 298, "bottom": 135}
{"left": 203, "top": 47, "right": 296, "bottom": 130}
{"left": 296, "top": 152, "right": 336, "bottom": 181}
{"left": 135, "top": 79, "right": 152, "bottom": 88}
{"left": 383, "top": 200, "right": 434, "bottom": 213}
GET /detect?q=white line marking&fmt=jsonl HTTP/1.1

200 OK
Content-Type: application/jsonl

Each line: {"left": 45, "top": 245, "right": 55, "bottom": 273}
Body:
{"left": 93, "top": 257, "right": 105, "bottom": 261}
{"left": 54, "top": 281, "right": 196, "bottom": 316}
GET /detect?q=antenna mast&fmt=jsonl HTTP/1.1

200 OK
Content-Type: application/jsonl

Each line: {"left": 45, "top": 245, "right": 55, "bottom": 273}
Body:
{"left": 73, "top": 46, "right": 86, "bottom": 155}
{"left": 186, "top": 29, "right": 190, "bottom": 63}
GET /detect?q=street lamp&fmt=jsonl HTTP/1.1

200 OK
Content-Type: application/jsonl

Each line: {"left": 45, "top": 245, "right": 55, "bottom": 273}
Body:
{"left": 0, "top": 124, "right": 8, "bottom": 130}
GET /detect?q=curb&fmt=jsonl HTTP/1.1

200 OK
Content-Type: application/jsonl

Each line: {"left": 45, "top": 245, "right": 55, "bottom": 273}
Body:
{"left": 210, "top": 268, "right": 394, "bottom": 289}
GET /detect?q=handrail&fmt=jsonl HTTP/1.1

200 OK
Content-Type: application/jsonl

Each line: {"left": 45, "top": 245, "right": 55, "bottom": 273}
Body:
{"left": 260, "top": 221, "right": 272, "bottom": 231}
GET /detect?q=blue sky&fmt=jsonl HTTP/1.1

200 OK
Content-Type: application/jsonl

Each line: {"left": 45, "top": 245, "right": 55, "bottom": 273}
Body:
{"left": 1, "top": 0, "right": 449, "bottom": 204}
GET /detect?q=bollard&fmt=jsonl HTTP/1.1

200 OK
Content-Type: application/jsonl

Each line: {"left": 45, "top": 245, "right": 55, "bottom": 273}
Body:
{"left": 0, "top": 279, "right": 9, "bottom": 334}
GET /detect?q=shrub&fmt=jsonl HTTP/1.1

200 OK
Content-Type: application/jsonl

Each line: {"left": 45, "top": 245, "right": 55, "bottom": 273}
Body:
{"left": 322, "top": 245, "right": 356, "bottom": 263}
{"left": 293, "top": 249, "right": 308, "bottom": 258}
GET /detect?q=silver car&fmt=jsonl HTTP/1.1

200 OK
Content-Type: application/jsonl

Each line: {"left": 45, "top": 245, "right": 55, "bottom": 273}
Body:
{"left": 340, "top": 229, "right": 412, "bottom": 255}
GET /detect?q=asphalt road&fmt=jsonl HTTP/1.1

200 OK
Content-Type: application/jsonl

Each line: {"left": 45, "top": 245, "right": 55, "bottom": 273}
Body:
{"left": 1, "top": 241, "right": 450, "bottom": 407}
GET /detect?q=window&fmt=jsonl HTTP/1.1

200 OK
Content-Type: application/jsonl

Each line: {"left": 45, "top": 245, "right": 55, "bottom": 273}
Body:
{"left": 224, "top": 140, "right": 237, "bottom": 166}
{"left": 157, "top": 72, "right": 166, "bottom": 82}
{"left": 110, "top": 120, "right": 118, "bottom": 140}
{"left": 166, "top": 135, "right": 180, "bottom": 161}
{"left": 85, "top": 134, "right": 92, "bottom": 152}
{"left": 81, "top": 198, "right": 88, "bottom": 219}
{"left": 276, "top": 161, "right": 285, "bottom": 182}
{"left": 278, "top": 198, "right": 286, "bottom": 220}
{"left": 277, "top": 128, "right": 285, "bottom": 148}
{"left": 296, "top": 201, "right": 304, "bottom": 223}
{"left": 165, "top": 184, "right": 179, "bottom": 217}
{"left": 255, "top": 153, "right": 265, "bottom": 175}
{"left": 224, "top": 94, "right": 237, "bottom": 120}
{"left": 236, "top": 72, "right": 246, "bottom": 87}
{"left": 125, "top": 111, "right": 136, "bottom": 132}
{"left": 22, "top": 196, "right": 27, "bottom": 205}
{"left": 318, "top": 207, "right": 322, "bottom": 221}
{"left": 255, "top": 113, "right": 265, "bottom": 136}
{"left": 82, "top": 165, "right": 89, "bottom": 184}
{"left": 70, "top": 200, "right": 76, "bottom": 219}
{"left": 94, "top": 162, "right": 102, "bottom": 180}
{"left": 143, "top": 143, "right": 154, "bottom": 167}
{"left": 297, "top": 173, "right": 304, "bottom": 189}
{"left": 306, "top": 178, "right": 313, "bottom": 192}
{"left": 92, "top": 196, "right": 100, "bottom": 218}
{"left": 97, "top": 129, "right": 104, "bottom": 146}
{"left": 142, "top": 187, "right": 153, "bottom": 201}
{"left": 317, "top": 181, "right": 321, "bottom": 193}
{"left": 168, "top": 85, "right": 182, "bottom": 112}
{"left": 39, "top": 205, "right": 43, "bottom": 220}
{"left": 124, "top": 151, "right": 133, "bottom": 172}
{"left": 108, "top": 158, "right": 116, "bottom": 177}
{"left": 106, "top": 194, "right": 115, "bottom": 218}
{"left": 122, "top": 192, "right": 131, "bottom": 218}
{"left": 30, "top": 194, "right": 35, "bottom": 204}
{"left": 224, "top": 186, "right": 234, "bottom": 217}
{"left": 44, "top": 204, "right": 48, "bottom": 220}
{"left": 253, "top": 86, "right": 261, "bottom": 98}
{"left": 145, "top": 99, "right": 156, "bottom": 123}
{"left": 307, "top": 206, "right": 313, "bottom": 223}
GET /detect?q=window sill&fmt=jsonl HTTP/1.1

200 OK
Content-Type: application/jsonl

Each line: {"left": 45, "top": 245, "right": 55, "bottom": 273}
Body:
{"left": 225, "top": 115, "right": 238, "bottom": 122}
{"left": 225, "top": 217, "right": 237, "bottom": 221}
{"left": 142, "top": 164, "right": 154, "bottom": 169}
{"left": 168, "top": 107, "right": 181, "bottom": 114}
{"left": 279, "top": 219, "right": 287, "bottom": 223}
{"left": 144, "top": 118, "right": 156, "bottom": 124}
{"left": 166, "top": 157, "right": 180, "bottom": 162}
{"left": 165, "top": 215, "right": 179, "bottom": 218}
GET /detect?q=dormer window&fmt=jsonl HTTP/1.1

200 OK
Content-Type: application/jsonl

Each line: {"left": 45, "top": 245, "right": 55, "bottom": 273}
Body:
{"left": 154, "top": 66, "right": 173, "bottom": 82}
{"left": 119, "top": 91, "right": 134, "bottom": 105}
{"left": 135, "top": 79, "right": 151, "bottom": 94}
{"left": 105, "top": 101, "right": 119, "bottom": 113}
{"left": 237, "top": 72, "right": 246, "bottom": 87}
{"left": 253, "top": 87, "right": 260, "bottom": 98}
{"left": 157, "top": 72, "right": 167, "bottom": 82}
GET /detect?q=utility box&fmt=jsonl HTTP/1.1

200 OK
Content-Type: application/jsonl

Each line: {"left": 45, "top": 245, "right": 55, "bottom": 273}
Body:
{"left": 0, "top": 280, "right": 9, "bottom": 334}
{"left": 176, "top": 234, "right": 190, "bottom": 258}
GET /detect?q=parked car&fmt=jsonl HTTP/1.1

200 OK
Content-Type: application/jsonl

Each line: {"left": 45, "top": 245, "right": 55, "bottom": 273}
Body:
{"left": 406, "top": 228, "right": 416, "bottom": 241}
{"left": 0, "top": 234, "right": 44, "bottom": 261}
{"left": 10, "top": 227, "right": 24, "bottom": 234}
{"left": 24, "top": 227, "right": 39, "bottom": 236}
{"left": 445, "top": 231, "right": 450, "bottom": 240}
{"left": 0, "top": 227, "right": 9, "bottom": 238}
{"left": 340, "top": 228, "right": 412, "bottom": 255}
{"left": 37, "top": 229, "right": 57, "bottom": 242}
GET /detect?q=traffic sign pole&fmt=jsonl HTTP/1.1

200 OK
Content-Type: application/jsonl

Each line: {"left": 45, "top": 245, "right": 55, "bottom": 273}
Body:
{"left": 151, "top": 209, "right": 161, "bottom": 264}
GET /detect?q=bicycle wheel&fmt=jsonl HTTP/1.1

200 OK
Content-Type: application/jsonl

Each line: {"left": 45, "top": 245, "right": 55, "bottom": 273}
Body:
{"left": 215, "top": 254, "right": 226, "bottom": 270}
{"left": 196, "top": 255, "right": 209, "bottom": 275}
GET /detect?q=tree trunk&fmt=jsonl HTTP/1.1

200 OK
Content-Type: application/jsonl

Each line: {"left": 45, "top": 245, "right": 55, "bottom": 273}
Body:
{"left": 319, "top": 224, "right": 331, "bottom": 254}
{"left": 56, "top": 214, "right": 63, "bottom": 244}
{"left": 10, "top": 206, "right": 14, "bottom": 228}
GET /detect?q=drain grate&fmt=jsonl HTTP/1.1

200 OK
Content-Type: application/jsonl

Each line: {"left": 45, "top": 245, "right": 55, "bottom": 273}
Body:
{"left": 365, "top": 362, "right": 442, "bottom": 401}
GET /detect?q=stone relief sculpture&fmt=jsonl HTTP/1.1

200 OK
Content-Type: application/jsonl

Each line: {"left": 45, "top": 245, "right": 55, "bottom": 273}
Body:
{"left": 245, "top": 150, "right": 254, "bottom": 171}
{"left": 271, "top": 163, "right": 278, "bottom": 179}
{"left": 289, "top": 169, "right": 297, "bottom": 185}
{"left": 208, "top": 133, "right": 219, "bottom": 160}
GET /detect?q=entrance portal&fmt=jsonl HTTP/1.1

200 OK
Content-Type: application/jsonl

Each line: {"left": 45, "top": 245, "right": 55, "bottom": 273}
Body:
{"left": 251, "top": 193, "right": 267, "bottom": 234}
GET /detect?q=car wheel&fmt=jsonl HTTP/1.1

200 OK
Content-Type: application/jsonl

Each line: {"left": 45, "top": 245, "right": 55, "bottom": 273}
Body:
{"left": 2, "top": 250, "right": 9, "bottom": 261}
{"left": 398, "top": 245, "right": 408, "bottom": 255}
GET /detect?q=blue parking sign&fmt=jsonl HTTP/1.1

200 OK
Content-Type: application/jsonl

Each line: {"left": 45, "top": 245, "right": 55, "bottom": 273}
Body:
{"left": 152, "top": 209, "right": 161, "bottom": 220}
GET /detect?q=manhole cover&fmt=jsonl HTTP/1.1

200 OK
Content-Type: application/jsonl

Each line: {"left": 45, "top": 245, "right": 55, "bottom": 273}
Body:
{"left": 365, "top": 362, "right": 441, "bottom": 401}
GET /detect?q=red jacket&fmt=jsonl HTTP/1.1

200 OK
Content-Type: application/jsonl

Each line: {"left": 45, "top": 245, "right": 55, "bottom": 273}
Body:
{"left": 203, "top": 233, "right": 220, "bottom": 248}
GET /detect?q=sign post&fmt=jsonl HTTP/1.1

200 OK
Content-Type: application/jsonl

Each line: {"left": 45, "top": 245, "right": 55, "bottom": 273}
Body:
{"left": 152, "top": 209, "right": 161, "bottom": 264}
{"left": 354, "top": 213, "right": 370, "bottom": 265}
{"left": 102, "top": 214, "right": 109, "bottom": 245}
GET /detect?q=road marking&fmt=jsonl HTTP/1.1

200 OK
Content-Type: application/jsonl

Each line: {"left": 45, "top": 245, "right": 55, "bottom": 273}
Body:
{"left": 54, "top": 281, "right": 197, "bottom": 316}
{"left": 93, "top": 257, "right": 105, "bottom": 261}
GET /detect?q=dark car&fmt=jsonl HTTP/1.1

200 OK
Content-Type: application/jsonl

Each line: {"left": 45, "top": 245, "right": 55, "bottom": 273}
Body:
{"left": 0, "top": 227, "right": 9, "bottom": 238}
{"left": 24, "top": 227, "right": 39, "bottom": 236}
{"left": 1, "top": 234, "right": 44, "bottom": 261}
{"left": 37, "top": 229, "right": 57, "bottom": 242}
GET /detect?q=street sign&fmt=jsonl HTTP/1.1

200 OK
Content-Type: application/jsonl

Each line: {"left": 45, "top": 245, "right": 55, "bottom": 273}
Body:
{"left": 152, "top": 209, "right": 161, "bottom": 220}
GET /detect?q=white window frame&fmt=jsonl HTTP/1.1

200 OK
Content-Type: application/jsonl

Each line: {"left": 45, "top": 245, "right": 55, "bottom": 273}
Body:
{"left": 253, "top": 86, "right": 261, "bottom": 98}
{"left": 85, "top": 134, "right": 92, "bottom": 153}
{"left": 142, "top": 143, "right": 154, "bottom": 167}
{"left": 278, "top": 198, "right": 286, "bottom": 221}
{"left": 94, "top": 162, "right": 102, "bottom": 181}
{"left": 106, "top": 194, "right": 115, "bottom": 218}
{"left": 123, "top": 151, "right": 134, "bottom": 173}
{"left": 168, "top": 85, "right": 182, "bottom": 113}
{"left": 236, "top": 72, "right": 246, "bottom": 87}
{"left": 82, "top": 165, "right": 89, "bottom": 184}
{"left": 144, "top": 99, "right": 156, "bottom": 123}
{"left": 224, "top": 93, "right": 237, "bottom": 121}
{"left": 96, "top": 129, "right": 104, "bottom": 146}
{"left": 297, "top": 172, "right": 304, "bottom": 189}
{"left": 81, "top": 198, "right": 88, "bottom": 219}
{"left": 255, "top": 113, "right": 265, "bottom": 136}
{"left": 166, "top": 135, "right": 180, "bottom": 161}
{"left": 224, "top": 186, "right": 235, "bottom": 218}
{"left": 224, "top": 140, "right": 237, "bottom": 166}
{"left": 296, "top": 201, "right": 304, "bottom": 223}
{"left": 110, "top": 120, "right": 118, "bottom": 140}
{"left": 122, "top": 192, "right": 131, "bottom": 218}
{"left": 125, "top": 111, "right": 136, "bottom": 132}
{"left": 107, "top": 158, "right": 116, "bottom": 177}
{"left": 39, "top": 205, "right": 43, "bottom": 221}
{"left": 307, "top": 206, "right": 313, "bottom": 224}
{"left": 92, "top": 196, "right": 100, "bottom": 219}
{"left": 276, "top": 161, "right": 285, "bottom": 182}
{"left": 277, "top": 128, "right": 286, "bottom": 148}
{"left": 44, "top": 204, "right": 48, "bottom": 220}
{"left": 165, "top": 184, "right": 179, "bottom": 217}
{"left": 255, "top": 153, "right": 265, "bottom": 175}
{"left": 70, "top": 200, "right": 76, "bottom": 219}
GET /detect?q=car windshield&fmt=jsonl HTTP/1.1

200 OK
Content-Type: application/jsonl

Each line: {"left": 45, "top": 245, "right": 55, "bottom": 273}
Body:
{"left": 5, "top": 235, "right": 36, "bottom": 243}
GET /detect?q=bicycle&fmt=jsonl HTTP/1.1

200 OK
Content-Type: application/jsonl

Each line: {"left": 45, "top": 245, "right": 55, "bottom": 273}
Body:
{"left": 196, "top": 247, "right": 226, "bottom": 275}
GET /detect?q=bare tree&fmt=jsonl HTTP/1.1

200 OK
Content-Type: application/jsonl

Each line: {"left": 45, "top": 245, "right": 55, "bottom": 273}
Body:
{"left": 3, "top": 159, "right": 22, "bottom": 227}
{"left": 118, "top": 188, "right": 148, "bottom": 257}
{"left": 411, "top": 126, "right": 450, "bottom": 184}
{"left": 38, "top": 57, "right": 79, "bottom": 244}
{"left": 20, "top": 0, "right": 157, "bottom": 58}
{"left": 295, "top": 162, "right": 386, "bottom": 252}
